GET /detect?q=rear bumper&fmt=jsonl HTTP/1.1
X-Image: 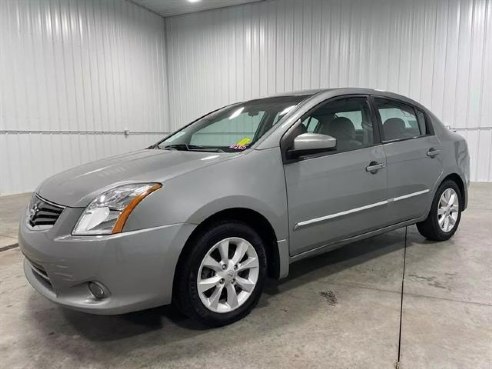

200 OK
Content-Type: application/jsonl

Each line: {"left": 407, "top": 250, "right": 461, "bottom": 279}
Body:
{"left": 19, "top": 207, "right": 195, "bottom": 315}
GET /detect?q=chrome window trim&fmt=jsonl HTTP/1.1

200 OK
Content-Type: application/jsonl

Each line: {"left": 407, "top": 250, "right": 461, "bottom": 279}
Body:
{"left": 294, "top": 189, "right": 430, "bottom": 230}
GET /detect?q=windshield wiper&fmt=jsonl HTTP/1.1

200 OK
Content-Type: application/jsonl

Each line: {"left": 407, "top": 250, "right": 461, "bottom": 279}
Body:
{"left": 192, "top": 146, "right": 224, "bottom": 153}
{"left": 161, "top": 143, "right": 191, "bottom": 151}
{"left": 161, "top": 144, "right": 224, "bottom": 153}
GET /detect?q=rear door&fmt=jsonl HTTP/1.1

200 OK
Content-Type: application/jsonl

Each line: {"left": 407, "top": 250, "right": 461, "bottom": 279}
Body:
{"left": 373, "top": 97, "right": 443, "bottom": 222}
{"left": 283, "top": 96, "right": 391, "bottom": 256}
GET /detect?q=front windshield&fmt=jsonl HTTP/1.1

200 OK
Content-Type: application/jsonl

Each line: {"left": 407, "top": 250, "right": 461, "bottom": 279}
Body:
{"left": 156, "top": 95, "right": 310, "bottom": 152}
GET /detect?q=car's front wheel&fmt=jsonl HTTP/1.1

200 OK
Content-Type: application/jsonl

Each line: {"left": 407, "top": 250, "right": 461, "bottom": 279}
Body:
{"left": 417, "top": 180, "right": 462, "bottom": 241}
{"left": 175, "top": 221, "right": 267, "bottom": 327}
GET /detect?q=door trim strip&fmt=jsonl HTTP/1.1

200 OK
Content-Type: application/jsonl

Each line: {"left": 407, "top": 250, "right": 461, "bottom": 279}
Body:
{"left": 392, "top": 189, "right": 429, "bottom": 202}
{"left": 294, "top": 189, "right": 430, "bottom": 230}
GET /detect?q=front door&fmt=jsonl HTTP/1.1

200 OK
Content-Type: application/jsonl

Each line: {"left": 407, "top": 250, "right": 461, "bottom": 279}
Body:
{"left": 284, "top": 96, "right": 391, "bottom": 256}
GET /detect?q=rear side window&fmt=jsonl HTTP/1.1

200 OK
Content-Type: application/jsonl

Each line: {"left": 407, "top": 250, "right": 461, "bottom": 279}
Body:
{"left": 374, "top": 98, "right": 425, "bottom": 141}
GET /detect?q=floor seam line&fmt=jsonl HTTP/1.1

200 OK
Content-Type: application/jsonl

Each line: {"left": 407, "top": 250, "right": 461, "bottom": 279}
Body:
{"left": 0, "top": 243, "right": 19, "bottom": 252}
{"left": 396, "top": 226, "right": 408, "bottom": 369}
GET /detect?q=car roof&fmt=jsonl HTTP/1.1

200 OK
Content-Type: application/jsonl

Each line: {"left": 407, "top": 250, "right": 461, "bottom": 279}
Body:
{"left": 270, "top": 88, "right": 330, "bottom": 97}
{"left": 270, "top": 88, "right": 428, "bottom": 112}
{"left": 271, "top": 87, "right": 398, "bottom": 98}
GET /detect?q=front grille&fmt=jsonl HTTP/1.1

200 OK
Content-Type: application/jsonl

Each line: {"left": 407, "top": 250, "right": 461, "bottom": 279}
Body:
{"left": 27, "top": 194, "right": 64, "bottom": 229}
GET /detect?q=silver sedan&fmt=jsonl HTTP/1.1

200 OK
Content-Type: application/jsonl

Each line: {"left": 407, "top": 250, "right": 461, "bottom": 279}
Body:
{"left": 20, "top": 88, "right": 469, "bottom": 326}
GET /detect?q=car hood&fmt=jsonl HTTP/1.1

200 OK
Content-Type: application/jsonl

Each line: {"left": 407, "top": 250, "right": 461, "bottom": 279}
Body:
{"left": 37, "top": 149, "right": 234, "bottom": 207}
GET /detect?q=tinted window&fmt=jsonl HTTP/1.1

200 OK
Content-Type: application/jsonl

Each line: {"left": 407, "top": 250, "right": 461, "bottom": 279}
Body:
{"left": 301, "top": 116, "right": 320, "bottom": 132}
{"left": 159, "top": 95, "right": 309, "bottom": 152}
{"left": 374, "top": 98, "right": 424, "bottom": 141}
{"left": 300, "top": 97, "right": 375, "bottom": 152}
{"left": 190, "top": 111, "right": 264, "bottom": 146}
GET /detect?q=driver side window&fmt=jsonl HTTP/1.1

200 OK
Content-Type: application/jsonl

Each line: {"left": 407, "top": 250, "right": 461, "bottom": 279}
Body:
{"left": 300, "top": 97, "right": 375, "bottom": 153}
{"left": 301, "top": 116, "right": 320, "bottom": 132}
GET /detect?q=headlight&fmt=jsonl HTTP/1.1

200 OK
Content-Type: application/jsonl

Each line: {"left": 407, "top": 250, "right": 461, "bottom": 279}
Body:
{"left": 72, "top": 183, "right": 162, "bottom": 236}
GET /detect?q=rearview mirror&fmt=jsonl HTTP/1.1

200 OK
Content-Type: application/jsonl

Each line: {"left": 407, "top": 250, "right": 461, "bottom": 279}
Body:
{"left": 290, "top": 133, "right": 336, "bottom": 158}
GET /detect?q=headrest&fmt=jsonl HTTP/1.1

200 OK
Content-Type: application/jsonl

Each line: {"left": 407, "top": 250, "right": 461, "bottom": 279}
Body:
{"left": 321, "top": 117, "right": 355, "bottom": 140}
{"left": 383, "top": 118, "right": 405, "bottom": 140}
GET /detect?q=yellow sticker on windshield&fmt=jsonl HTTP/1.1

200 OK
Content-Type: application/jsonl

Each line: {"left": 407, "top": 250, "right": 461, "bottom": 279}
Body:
{"left": 236, "top": 137, "right": 252, "bottom": 146}
{"left": 230, "top": 137, "right": 252, "bottom": 150}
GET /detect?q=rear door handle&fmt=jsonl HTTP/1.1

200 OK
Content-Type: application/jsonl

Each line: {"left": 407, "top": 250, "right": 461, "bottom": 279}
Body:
{"left": 427, "top": 148, "right": 440, "bottom": 158}
{"left": 366, "top": 161, "right": 385, "bottom": 174}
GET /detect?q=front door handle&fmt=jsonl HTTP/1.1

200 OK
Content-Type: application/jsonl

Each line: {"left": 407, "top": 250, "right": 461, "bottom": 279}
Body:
{"left": 366, "top": 161, "right": 385, "bottom": 174}
{"left": 427, "top": 148, "right": 441, "bottom": 158}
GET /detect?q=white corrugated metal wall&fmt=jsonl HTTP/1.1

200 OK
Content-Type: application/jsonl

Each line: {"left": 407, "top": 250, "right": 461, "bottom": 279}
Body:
{"left": 165, "top": 0, "right": 492, "bottom": 182}
{"left": 2, "top": 0, "right": 491, "bottom": 195}
{"left": 0, "top": 0, "right": 169, "bottom": 195}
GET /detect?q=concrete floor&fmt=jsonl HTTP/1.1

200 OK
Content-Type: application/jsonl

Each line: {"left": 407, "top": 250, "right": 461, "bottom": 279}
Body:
{"left": 0, "top": 192, "right": 30, "bottom": 249}
{"left": 0, "top": 185, "right": 491, "bottom": 369}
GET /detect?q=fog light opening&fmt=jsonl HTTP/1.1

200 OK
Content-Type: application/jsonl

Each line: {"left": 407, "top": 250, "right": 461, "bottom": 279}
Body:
{"left": 88, "top": 282, "right": 108, "bottom": 300}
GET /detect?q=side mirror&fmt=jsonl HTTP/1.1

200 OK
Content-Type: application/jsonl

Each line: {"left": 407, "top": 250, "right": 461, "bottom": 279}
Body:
{"left": 289, "top": 133, "right": 336, "bottom": 158}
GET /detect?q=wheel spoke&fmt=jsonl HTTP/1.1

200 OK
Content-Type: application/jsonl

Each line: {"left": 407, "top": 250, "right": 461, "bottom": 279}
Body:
{"left": 437, "top": 208, "right": 446, "bottom": 216}
{"left": 202, "top": 255, "right": 222, "bottom": 272}
{"left": 226, "top": 284, "right": 239, "bottom": 309}
{"left": 235, "top": 276, "right": 255, "bottom": 292}
{"left": 443, "top": 217, "right": 450, "bottom": 231}
{"left": 198, "top": 276, "right": 221, "bottom": 293}
{"left": 438, "top": 215, "right": 445, "bottom": 226}
{"left": 238, "top": 257, "right": 259, "bottom": 272}
{"left": 448, "top": 216, "right": 456, "bottom": 226}
{"left": 231, "top": 241, "right": 249, "bottom": 265}
{"left": 208, "top": 284, "right": 224, "bottom": 310}
{"left": 448, "top": 193, "right": 456, "bottom": 207}
{"left": 444, "top": 189, "right": 451, "bottom": 203}
{"left": 218, "top": 240, "right": 229, "bottom": 264}
{"left": 450, "top": 204, "right": 459, "bottom": 213}
{"left": 440, "top": 194, "right": 447, "bottom": 206}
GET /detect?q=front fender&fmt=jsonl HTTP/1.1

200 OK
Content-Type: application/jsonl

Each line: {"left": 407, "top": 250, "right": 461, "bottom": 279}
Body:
{"left": 124, "top": 148, "right": 289, "bottom": 241}
{"left": 186, "top": 195, "right": 285, "bottom": 237}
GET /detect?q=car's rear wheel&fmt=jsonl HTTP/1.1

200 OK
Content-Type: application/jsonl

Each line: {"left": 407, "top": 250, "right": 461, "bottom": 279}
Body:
{"left": 175, "top": 221, "right": 267, "bottom": 327}
{"left": 417, "top": 180, "right": 462, "bottom": 241}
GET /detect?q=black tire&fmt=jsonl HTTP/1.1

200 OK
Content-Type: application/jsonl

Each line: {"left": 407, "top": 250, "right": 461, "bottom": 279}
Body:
{"left": 417, "top": 180, "right": 462, "bottom": 241}
{"left": 174, "top": 220, "right": 267, "bottom": 327}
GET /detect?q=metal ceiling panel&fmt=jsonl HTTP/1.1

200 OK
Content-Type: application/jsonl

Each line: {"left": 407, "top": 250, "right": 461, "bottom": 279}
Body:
{"left": 131, "top": 0, "right": 263, "bottom": 17}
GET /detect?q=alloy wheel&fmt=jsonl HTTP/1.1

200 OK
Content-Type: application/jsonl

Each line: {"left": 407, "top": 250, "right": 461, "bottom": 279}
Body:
{"left": 437, "top": 188, "right": 459, "bottom": 232}
{"left": 197, "top": 237, "right": 259, "bottom": 313}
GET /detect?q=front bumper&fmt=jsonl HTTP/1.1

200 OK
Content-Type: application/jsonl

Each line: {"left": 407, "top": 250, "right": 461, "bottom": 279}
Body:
{"left": 19, "top": 205, "right": 195, "bottom": 315}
